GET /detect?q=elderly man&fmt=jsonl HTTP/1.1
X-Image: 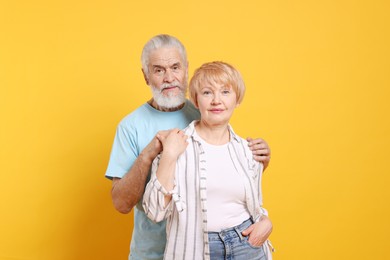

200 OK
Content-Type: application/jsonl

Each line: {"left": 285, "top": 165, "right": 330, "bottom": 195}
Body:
{"left": 105, "top": 34, "right": 272, "bottom": 260}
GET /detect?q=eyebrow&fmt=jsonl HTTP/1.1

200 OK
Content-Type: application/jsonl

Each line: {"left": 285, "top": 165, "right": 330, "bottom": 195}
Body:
{"left": 151, "top": 62, "right": 181, "bottom": 70}
{"left": 151, "top": 65, "right": 165, "bottom": 70}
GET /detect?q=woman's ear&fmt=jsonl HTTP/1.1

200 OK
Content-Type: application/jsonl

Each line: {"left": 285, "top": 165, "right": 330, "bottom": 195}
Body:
{"left": 193, "top": 98, "right": 199, "bottom": 109}
{"left": 190, "top": 93, "right": 199, "bottom": 109}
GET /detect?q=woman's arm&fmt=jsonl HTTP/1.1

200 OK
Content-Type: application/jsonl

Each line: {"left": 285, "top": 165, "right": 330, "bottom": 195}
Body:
{"left": 143, "top": 129, "right": 188, "bottom": 222}
{"left": 143, "top": 156, "right": 174, "bottom": 222}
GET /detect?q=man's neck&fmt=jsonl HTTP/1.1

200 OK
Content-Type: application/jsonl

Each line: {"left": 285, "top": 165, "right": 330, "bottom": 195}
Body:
{"left": 147, "top": 98, "right": 185, "bottom": 112}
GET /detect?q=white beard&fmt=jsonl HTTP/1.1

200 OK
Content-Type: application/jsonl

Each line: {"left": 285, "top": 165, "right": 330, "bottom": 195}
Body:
{"left": 150, "top": 81, "right": 187, "bottom": 109}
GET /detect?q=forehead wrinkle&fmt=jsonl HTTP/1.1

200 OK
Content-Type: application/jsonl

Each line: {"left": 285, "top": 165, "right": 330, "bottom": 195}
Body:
{"left": 149, "top": 48, "right": 183, "bottom": 68}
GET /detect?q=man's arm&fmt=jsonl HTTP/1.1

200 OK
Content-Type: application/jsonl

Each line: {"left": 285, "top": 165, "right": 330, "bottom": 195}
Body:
{"left": 111, "top": 133, "right": 164, "bottom": 214}
{"left": 247, "top": 137, "right": 271, "bottom": 170}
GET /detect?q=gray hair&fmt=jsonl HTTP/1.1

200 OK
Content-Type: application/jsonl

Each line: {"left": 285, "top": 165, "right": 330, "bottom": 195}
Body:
{"left": 141, "top": 34, "right": 187, "bottom": 74}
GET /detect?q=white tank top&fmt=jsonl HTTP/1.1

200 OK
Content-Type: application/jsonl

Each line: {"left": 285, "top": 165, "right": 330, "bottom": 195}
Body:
{"left": 200, "top": 138, "right": 251, "bottom": 232}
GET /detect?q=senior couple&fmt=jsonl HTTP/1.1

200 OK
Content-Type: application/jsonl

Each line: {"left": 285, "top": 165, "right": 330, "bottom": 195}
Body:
{"left": 105, "top": 34, "right": 274, "bottom": 260}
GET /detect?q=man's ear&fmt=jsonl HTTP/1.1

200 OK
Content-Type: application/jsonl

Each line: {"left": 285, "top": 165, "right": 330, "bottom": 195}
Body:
{"left": 187, "top": 61, "right": 190, "bottom": 80}
{"left": 142, "top": 69, "right": 149, "bottom": 85}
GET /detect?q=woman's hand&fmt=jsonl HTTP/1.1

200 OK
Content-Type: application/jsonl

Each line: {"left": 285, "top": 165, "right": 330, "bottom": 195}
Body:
{"left": 242, "top": 215, "right": 273, "bottom": 247}
{"left": 157, "top": 128, "right": 188, "bottom": 160}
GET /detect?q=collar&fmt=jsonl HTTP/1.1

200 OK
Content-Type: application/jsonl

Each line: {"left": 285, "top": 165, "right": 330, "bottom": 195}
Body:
{"left": 185, "top": 120, "right": 241, "bottom": 144}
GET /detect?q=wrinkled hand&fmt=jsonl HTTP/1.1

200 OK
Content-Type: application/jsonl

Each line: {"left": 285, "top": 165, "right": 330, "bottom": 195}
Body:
{"left": 157, "top": 128, "right": 188, "bottom": 159}
{"left": 242, "top": 215, "right": 273, "bottom": 247}
{"left": 247, "top": 137, "right": 271, "bottom": 170}
{"left": 141, "top": 130, "right": 170, "bottom": 161}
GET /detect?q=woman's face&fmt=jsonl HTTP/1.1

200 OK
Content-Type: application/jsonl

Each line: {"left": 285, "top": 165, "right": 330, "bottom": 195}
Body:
{"left": 196, "top": 81, "right": 238, "bottom": 126}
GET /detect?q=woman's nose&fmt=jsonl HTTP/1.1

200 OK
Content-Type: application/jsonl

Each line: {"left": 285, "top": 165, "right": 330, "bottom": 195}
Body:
{"left": 211, "top": 93, "right": 221, "bottom": 104}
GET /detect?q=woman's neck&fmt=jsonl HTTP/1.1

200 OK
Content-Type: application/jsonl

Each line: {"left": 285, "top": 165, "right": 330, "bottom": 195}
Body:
{"left": 195, "top": 120, "right": 230, "bottom": 145}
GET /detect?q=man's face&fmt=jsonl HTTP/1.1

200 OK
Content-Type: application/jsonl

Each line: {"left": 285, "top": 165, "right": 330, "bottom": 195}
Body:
{"left": 145, "top": 47, "right": 188, "bottom": 109}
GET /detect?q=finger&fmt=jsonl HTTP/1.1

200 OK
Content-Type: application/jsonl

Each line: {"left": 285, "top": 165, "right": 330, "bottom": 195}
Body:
{"left": 250, "top": 144, "right": 269, "bottom": 153}
{"left": 250, "top": 139, "right": 267, "bottom": 146}
{"left": 241, "top": 224, "right": 254, "bottom": 236}
{"left": 251, "top": 147, "right": 270, "bottom": 155}
{"left": 253, "top": 155, "right": 270, "bottom": 162}
{"left": 249, "top": 236, "right": 266, "bottom": 247}
{"left": 249, "top": 143, "right": 267, "bottom": 152}
{"left": 156, "top": 134, "right": 164, "bottom": 141}
{"left": 158, "top": 130, "right": 170, "bottom": 137}
{"left": 247, "top": 137, "right": 265, "bottom": 146}
{"left": 166, "top": 129, "right": 179, "bottom": 137}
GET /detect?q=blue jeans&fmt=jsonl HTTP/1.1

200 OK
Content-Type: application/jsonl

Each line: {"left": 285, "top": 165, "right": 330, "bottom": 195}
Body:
{"left": 208, "top": 219, "right": 267, "bottom": 260}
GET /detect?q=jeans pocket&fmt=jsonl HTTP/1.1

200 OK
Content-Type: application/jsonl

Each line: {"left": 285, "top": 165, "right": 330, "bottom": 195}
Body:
{"left": 244, "top": 236, "right": 264, "bottom": 250}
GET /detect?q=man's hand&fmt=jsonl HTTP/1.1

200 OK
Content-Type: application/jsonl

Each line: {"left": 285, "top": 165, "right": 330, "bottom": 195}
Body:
{"left": 141, "top": 130, "right": 170, "bottom": 161}
{"left": 111, "top": 130, "right": 170, "bottom": 214}
{"left": 242, "top": 215, "right": 273, "bottom": 247}
{"left": 247, "top": 137, "right": 271, "bottom": 170}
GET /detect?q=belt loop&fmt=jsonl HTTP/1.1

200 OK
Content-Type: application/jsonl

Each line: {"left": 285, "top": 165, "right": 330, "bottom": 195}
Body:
{"left": 236, "top": 218, "right": 252, "bottom": 241}
{"left": 218, "top": 232, "right": 225, "bottom": 244}
{"left": 234, "top": 226, "right": 244, "bottom": 241}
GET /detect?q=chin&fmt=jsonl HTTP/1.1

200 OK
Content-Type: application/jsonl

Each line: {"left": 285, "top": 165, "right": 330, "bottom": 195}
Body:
{"left": 155, "top": 96, "right": 186, "bottom": 109}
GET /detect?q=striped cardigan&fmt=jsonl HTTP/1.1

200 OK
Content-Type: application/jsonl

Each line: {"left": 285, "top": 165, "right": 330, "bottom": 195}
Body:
{"left": 143, "top": 120, "right": 267, "bottom": 260}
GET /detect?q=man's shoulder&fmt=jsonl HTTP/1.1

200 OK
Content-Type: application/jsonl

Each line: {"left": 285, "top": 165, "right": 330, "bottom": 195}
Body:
{"left": 118, "top": 103, "right": 151, "bottom": 126}
{"left": 117, "top": 100, "right": 199, "bottom": 132}
{"left": 183, "top": 100, "right": 200, "bottom": 115}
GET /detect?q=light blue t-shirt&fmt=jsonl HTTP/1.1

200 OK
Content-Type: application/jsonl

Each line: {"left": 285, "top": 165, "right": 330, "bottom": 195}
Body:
{"left": 105, "top": 100, "right": 200, "bottom": 260}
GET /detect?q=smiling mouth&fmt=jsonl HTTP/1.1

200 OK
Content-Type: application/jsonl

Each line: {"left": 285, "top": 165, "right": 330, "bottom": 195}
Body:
{"left": 209, "top": 109, "right": 224, "bottom": 113}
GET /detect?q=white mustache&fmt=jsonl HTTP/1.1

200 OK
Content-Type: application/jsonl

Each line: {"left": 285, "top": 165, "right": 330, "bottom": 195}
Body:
{"left": 161, "top": 81, "right": 181, "bottom": 92}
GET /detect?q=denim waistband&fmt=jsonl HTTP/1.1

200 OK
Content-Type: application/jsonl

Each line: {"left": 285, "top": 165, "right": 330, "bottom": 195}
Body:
{"left": 208, "top": 218, "right": 253, "bottom": 241}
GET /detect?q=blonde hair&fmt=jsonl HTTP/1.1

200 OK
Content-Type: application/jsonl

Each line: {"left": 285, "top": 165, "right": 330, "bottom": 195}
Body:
{"left": 189, "top": 61, "right": 246, "bottom": 107}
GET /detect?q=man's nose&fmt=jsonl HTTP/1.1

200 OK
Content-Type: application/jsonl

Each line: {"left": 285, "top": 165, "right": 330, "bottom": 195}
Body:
{"left": 163, "top": 69, "right": 174, "bottom": 82}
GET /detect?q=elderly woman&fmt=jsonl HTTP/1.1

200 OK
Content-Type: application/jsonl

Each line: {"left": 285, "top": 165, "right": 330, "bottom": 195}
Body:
{"left": 143, "top": 61, "right": 273, "bottom": 260}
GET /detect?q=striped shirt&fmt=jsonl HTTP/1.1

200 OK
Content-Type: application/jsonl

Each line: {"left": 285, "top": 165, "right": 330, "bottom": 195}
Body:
{"left": 143, "top": 120, "right": 267, "bottom": 260}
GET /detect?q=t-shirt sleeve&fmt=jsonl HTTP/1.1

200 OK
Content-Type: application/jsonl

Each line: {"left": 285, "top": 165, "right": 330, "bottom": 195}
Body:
{"left": 105, "top": 124, "right": 139, "bottom": 179}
